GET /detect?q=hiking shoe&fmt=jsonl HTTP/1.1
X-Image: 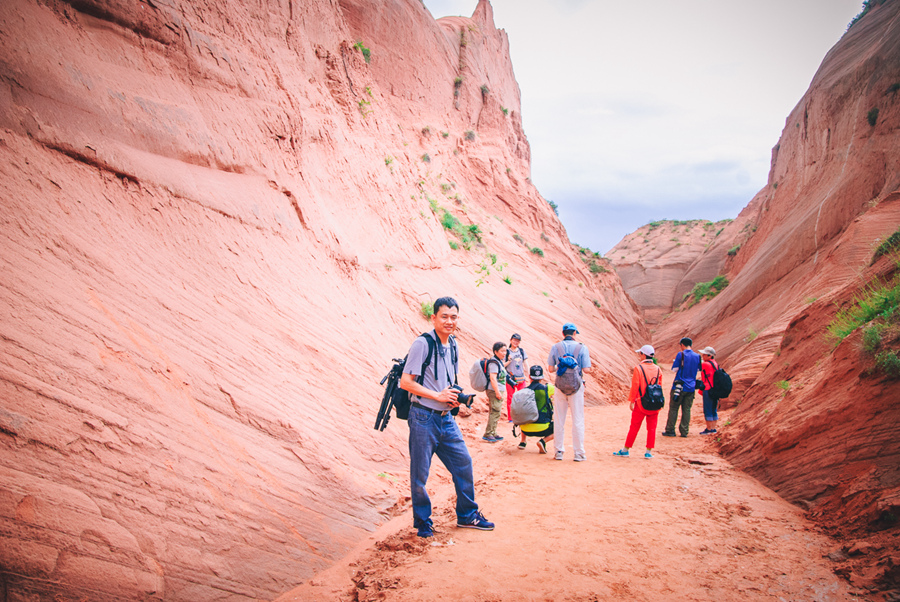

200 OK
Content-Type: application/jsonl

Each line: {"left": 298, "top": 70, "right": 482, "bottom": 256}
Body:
{"left": 417, "top": 525, "right": 434, "bottom": 538}
{"left": 680, "top": 434, "right": 688, "bottom": 438}
{"left": 457, "top": 511, "right": 494, "bottom": 531}
{"left": 554, "top": 451, "right": 564, "bottom": 460}
{"left": 536, "top": 439, "right": 547, "bottom": 454}
{"left": 482, "top": 435, "right": 498, "bottom": 443}
{"left": 574, "top": 454, "right": 586, "bottom": 462}
{"left": 699, "top": 429, "right": 711, "bottom": 435}
{"left": 662, "top": 431, "right": 676, "bottom": 437}
{"left": 493, "top": 435, "right": 504, "bottom": 441}
{"left": 612, "top": 449, "right": 629, "bottom": 457}
{"left": 708, "top": 429, "right": 717, "bottom": 434}
{"left": 644, "top": 451, "right": 653, "bottom": 459}
{"left": 517, "top": 441, "right": 526, "bottom": 450}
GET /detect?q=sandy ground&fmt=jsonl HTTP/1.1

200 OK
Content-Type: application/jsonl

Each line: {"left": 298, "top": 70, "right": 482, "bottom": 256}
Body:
{"left": 277, "top": 378, "right": 859, "bottom": 602}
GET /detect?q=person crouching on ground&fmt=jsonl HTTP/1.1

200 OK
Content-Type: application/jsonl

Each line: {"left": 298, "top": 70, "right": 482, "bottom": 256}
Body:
{"left": 482, "top": 342, "right": 508, "bottom": 443}
{"left": 516, "top": 365, "right": 554, "bottom": 454}
{"left": 613, "top": 345, "right": 663, "bottom": 459}
{"left": 698, "top": 346, "right": 720, "bottom": 435}
{"left": 504, "top": 333, "right": 529, "bottom": 422}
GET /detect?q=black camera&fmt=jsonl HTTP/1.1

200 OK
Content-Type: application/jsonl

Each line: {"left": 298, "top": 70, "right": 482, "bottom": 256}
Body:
{"left": 451, "top": 384, "right": 475, "bottom": 407}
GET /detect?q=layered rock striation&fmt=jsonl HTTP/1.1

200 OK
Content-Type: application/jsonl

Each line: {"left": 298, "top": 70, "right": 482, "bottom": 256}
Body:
{"left": 0, "top": 0, "right": 644, "bottom": 599}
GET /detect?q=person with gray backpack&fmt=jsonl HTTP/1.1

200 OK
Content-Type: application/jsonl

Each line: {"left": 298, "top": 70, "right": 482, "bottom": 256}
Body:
{"left": 547, "top": 322, "right": 593, "bottom": 461}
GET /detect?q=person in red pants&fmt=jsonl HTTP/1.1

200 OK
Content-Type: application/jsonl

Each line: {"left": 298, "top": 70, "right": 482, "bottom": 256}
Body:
{"left": 613, "top": 344, "right": 663, "bottom": 459}
{"left": 504, "top": 333, "right": 529, "bottom": 421}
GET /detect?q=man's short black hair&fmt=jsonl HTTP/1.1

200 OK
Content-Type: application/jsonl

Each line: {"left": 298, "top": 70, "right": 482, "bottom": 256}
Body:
{"left": 492, "top": 341, "right": 506, "bottom": 354}
{"left": 433, "top": 296, "right": 459, "bottom": 314}
{"left": 563, "top": 329, "right": 577, "bottom": 336}
{"left": 680, "top": 337, "right": 693, "bottom": 347}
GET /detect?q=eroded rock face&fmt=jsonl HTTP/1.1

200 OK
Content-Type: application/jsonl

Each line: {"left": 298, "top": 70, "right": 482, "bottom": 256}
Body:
{"left": 0, "top": 0, "right": 645, "bottom": 599}
{"left": 637, "top": 1, "right": 900, "bottom": 591}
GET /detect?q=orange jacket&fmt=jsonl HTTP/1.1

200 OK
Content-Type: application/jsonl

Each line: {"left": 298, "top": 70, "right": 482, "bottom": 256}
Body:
{"left": 629, "top": 360, "right": 662, "bottom": 406}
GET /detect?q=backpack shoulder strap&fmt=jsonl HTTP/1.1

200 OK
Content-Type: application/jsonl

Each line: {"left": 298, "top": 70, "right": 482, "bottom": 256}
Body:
{"left": 418, "top": 332, "right": 436, "bottom": 385}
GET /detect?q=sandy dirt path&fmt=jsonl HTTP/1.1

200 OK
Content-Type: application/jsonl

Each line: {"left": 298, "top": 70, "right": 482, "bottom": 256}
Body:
{"left": 278, "top": 381, "right": 857, "bottom": 601}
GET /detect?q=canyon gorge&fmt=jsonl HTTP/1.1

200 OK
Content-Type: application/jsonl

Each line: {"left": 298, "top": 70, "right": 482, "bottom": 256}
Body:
{"left": 1, "top": 0, "right": 898, "bottom": 600}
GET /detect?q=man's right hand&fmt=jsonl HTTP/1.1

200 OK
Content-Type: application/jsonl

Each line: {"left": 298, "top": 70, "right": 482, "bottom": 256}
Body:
{"left": 436, "top": 386, "right": 460, "bottom": 407}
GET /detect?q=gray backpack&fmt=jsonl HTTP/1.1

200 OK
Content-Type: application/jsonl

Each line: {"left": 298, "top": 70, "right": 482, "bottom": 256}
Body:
{"left": 510, "top": 387, "right": 539, "bottom": 425}
{"left": 554, "top": 341, "right": 584, "bottom": 395}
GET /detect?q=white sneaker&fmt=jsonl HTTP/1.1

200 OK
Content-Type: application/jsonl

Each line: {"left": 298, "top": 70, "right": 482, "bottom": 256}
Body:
{"left": 554, "top": 451, "right": 564, "bottom": 460}
{"left": 573, "top": 454, "right": 586, "bottom": 462}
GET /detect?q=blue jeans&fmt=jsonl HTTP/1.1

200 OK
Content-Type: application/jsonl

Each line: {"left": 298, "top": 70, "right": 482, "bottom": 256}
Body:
{"left": 408, "top": 405, "right": 479, "bottom": 529}
{"left": 702, "top": 390, "right": 719, "bottom": 421}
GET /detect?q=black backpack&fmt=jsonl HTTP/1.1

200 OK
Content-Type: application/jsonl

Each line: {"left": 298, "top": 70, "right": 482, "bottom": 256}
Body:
{"left": 374, "top": 333, "right": 457, "bottom": 431}
{"left": 709, "top": 364, "right": 733, "bottom": 399}
{"left": 639, "top": 365, "right": 665, "bottom": 411}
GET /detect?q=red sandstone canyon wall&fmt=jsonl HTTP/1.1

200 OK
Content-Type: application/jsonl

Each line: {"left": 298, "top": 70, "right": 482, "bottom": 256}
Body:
{"left": 639, "top": 1, "right": 900, "bottom": 591}
{"left": 0, "top": 0, "right": 646, "bottom": 599}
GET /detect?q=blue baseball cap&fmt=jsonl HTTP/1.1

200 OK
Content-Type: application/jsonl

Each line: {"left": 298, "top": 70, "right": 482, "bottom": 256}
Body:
{"left": 562, "top": 322, "right": 579, "bottom": 333}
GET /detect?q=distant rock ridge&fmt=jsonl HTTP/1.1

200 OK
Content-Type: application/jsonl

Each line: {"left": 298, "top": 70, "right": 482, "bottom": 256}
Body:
{"left": 0, "top": 0, "right": 645, "bottom": 600}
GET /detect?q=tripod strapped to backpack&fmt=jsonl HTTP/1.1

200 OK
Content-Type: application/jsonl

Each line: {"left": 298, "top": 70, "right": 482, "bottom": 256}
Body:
{"left": 375, "top": 358, "right": 405, "bottom": 432}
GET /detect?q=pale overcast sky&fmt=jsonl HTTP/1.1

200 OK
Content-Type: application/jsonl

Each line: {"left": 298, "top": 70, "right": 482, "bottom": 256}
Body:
{"left": 423, "top": 0, "right": 865, "bottom": 253}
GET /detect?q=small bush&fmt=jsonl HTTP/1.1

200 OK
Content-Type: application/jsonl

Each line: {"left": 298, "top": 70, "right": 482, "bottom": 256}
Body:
{"left": 501, "top": 107, "right": 509, "bottom": 116}
{"left": 448, "top": 240, "right": 459, "bottom": 250}
{"left": 513, "top": 233, "right": 525, "bottom": 244}
{"left": 441, "top": 131, "right": 450, "bottom": 138}
{"left": 686, "top": 275, "right": 729, "bottom": 307}
{"left": 728, "top": 245, "right": 740, "bottom": 256}
{"left": 421, "top": 153, "right": 431, "bottom": 163}
{"left": 868, "top": 107, "right": 880, "bottom": 126}
{"left": 480, "top": 84, "right": 490, "bottom": 97}
{"left": 547, "top": 199, "right": 559, "bottom": 215}
{"left": 776, "top": 380, "right": 791, "bottom": 391}
{"left": 530, "top": 246, "right": 544, "bottom": 257}
{"left": 827, "top": 277, "right": 900, "bottom": 342}
{"left": 420, "top": 301, "right": 434, "bottom": 318}
{"left": 593, "top": 299, "right": 602, "bottom": 308}
{"left": 876, "top": 350, "right": 900, "bottom": 377}
{"left": 889, "top": 83, "right": 900, "bottom": 94}
{"left": 441, "top": 209, "right": 460, "bottom": 231}
{"left": 588, "top": 261, "right": 608, "bottom": 274}
{"left": 502, "top": 275, "right": 513, "bottom": 285}
{"left": 872, "top": 227, "right": 900, "bottom": 263}
{"left": 421, "top": 126, "right": 431, "bottom": 136}
{"left": 353, "top": 41, "right": 371, "bottom": 63}
{"left": 464, "top": 130, "right": 476, "bottom": 141}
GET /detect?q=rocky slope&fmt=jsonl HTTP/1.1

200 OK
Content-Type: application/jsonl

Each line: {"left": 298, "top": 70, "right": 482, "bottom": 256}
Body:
{"left": 621, "top": 1, "right": 900, "bottom": 594}
{"left": 0, "top": 0, "right": 645, "bottom": 600}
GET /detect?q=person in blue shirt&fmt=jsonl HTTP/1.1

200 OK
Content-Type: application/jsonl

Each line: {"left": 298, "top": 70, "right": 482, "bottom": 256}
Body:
{"left": 662, "top": 337, "right": 702, "bottom": 437}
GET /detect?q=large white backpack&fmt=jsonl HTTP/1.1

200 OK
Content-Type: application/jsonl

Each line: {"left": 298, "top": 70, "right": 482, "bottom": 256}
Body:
{"left": 510, "top": 387, "right": 539, "bottom": 425}
{"left": 468, "top": 358, "right": 499, "bottom": 392}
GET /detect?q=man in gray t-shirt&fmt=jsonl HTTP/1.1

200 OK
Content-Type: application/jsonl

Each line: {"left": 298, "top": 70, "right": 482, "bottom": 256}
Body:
{"left": 399, "top": 297, "right": 493, "bottom": 538}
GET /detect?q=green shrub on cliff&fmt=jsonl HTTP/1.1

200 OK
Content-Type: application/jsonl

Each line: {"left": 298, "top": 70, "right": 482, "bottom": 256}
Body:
{"left": 353, "top": 41, "right": 371, "bottom": 63}
{"left": 872, "top": 227, "right": 900, "bottom": 264}
{"left": 827, "top": 276, "right": 900, "bottom": 343}
{"left": 684, "top": 275, "right": 729, "bottom": 307}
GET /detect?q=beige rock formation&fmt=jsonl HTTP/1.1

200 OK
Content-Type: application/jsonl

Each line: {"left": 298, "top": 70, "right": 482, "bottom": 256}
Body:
{"left": 0, "top": 0, "right": 644, "bottom": 599}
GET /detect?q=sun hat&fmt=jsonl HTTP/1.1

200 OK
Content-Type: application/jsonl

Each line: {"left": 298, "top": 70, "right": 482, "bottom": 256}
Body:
{"left": 700, "top": 346, "right": 717, "bottom": 357}
{"left": 636, "top": 344, "right": 655, "bottom": 356}
{"left": 562, "top": 322, "right": 579, "bottom": 334}
{"left": 529, "top": 365, "right": 544, "bottom": 379}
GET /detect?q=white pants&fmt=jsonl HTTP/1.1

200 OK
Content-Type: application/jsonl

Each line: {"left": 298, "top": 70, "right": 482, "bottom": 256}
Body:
{"left": 554, "top": 384, "right": 585, "bottom": 458}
